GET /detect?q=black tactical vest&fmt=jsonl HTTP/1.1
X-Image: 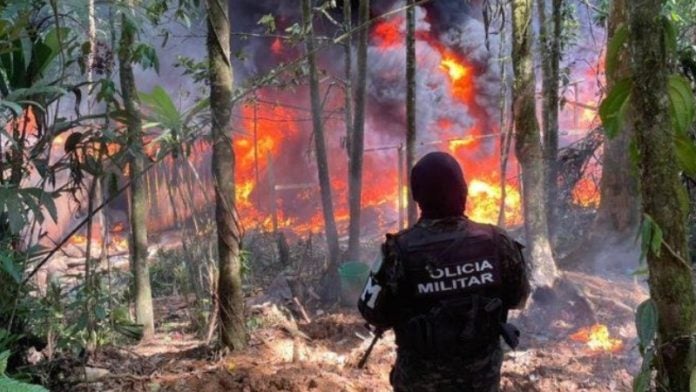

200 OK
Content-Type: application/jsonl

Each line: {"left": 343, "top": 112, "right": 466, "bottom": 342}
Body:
{"left": 393, "top": 220, "right": 506, "bottom": 358}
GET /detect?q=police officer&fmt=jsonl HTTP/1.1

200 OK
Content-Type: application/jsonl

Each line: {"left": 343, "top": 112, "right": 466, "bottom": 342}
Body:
{"left": 358, "top": 151, "right": 530, "bottom": 392}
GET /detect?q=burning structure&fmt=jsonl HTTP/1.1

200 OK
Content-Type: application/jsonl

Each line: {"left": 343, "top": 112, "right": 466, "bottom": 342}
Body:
{"left": 222, "top": 0, "right": 602, "bottom": 239}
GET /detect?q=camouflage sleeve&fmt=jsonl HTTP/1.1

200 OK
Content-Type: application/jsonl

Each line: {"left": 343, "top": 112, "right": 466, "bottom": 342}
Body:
{"left": 356, "top": 234, "right": 400, "bottom": 328}
{"left": 495, "top": 228, "right": 531, "bottom": 310}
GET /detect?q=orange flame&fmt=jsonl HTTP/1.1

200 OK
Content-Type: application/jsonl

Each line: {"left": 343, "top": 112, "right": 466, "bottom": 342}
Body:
{"left": 373, "top": 20, "right": 402, "bottom": 49}
{"left": 570, "top": 324, "right": 623, "bottom": 353}
{"left": 270, "top": 37, "right": 283, "bottom": 55}
{"left": 572, "top": 178, "right": 600, "bottom": 208}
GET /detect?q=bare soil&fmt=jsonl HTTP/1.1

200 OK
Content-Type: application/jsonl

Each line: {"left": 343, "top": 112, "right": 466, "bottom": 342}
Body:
{"left": 69, "top": 270, "right": 646, "bottom": 392}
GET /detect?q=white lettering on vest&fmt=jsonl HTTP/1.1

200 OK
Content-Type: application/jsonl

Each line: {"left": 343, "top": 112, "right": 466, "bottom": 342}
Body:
{"left": 417, "top": 282, "right": 435, "bottom": 294}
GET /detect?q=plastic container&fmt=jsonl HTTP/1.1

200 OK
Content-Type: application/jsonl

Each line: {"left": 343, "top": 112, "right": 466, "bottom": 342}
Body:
{"left": 338, "top": 261, "right": 370, "bottom": 306}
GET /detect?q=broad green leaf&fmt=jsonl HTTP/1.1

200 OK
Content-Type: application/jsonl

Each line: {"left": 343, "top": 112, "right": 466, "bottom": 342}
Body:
{"left": 599, "top": 78, "right": 632, "bottom": 139}
{"left": 0, "top": 253, "right": 21, "bottom": 283}
{"left": 691, "top": 365, "right": 696, "bottom": 392}
{"left": 668, "top": 75, "right": 695, "bottom": 136}
{"left": 635, "top": 299, "right": 658, "bottom": 351}
{"left": 5, "top": 196, "right": 25, "bottom": 234}
{"left": 606, "top": 24, "right": 628, "bottom": 78}
{"left": 649, "top": 221, "right": 663, "bottom": 257}
{"left": 6, "top": 85, "right": 66, "bottom": 102}
{"left": 0, "top": 376, "right": 49, "bottom": 392}
{"left": 0, "top": 100, "right": 22, "bottom": 115}
{"left": 638, "top": 216, "right": 652, "bottom": 262}
{"left": 675, "top": 133, "right": 696, "bottom": 178}
{"left": 639, "top": 214, "right": 664, "bottom": 261}
{"left": 138, "top": 86, "right": 183, "bottom": 132}
{"left": 0, "top": 350, "right": 9, "bottom": 374}
{"left": 633, "top": 348, "right": 654, "bottom": 392}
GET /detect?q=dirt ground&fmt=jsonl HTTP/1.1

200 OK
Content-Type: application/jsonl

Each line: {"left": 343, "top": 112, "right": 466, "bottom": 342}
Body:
{"left": 70, "top": 270, "right": 646, "bottom": 392}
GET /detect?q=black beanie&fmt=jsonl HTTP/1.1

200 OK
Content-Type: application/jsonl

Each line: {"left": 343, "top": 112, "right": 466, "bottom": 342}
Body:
{"left": 410, "top": 151, "right": 468, "bottom": 219}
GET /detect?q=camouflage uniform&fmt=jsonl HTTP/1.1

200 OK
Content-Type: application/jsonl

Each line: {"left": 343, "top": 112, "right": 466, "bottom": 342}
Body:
{"left": 362, "top": 216, "right": 529, "bottom": 392}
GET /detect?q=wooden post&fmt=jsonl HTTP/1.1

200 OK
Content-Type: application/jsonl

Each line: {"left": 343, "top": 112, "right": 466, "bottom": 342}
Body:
{"left": 267, "top": 151, "right": 278, "bottom": 233}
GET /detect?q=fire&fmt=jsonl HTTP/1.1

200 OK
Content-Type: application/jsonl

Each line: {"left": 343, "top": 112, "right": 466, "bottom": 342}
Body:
{"left": 373, "top": 20, "right": 401, "bottom": 48}
{"left": 570, "top": 324, "right": 623, "bottom": 353}
{"left": 440, "top": 57, "right": 469, "bottom": 81}
{"left": 229, "top": 6, "right": 529, "bottom": 236}
{"left": 70, "top": 234, "right": 88, "bottom": 246}
{"left": 270, "top": 37, "right": 283, "bottom": 55}
{"left": 447, "top": 137, "right": 476, "bottom": 153}
{"left": 467, "top": 179, "right": 522, "bottom": 225}
{"left": 109, "top": 237, "right": 128, "bottom": 252}
{"left": 438, "top": 51, "right": 476, "bottom": 105}
{"left": 571, "top": 177, "right": 600, "bottom": 208}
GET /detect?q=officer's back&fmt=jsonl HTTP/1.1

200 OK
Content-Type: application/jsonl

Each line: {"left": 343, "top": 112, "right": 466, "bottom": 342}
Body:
{"left": 358, "top": 152, "right": 530, "bottom": 392}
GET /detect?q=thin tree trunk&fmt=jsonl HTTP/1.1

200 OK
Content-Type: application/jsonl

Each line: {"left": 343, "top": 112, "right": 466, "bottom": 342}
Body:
{"left": 628, "top": 0, "right": 696, "bottom": 389}
{"left": 347, "top": 0, "right": 369, "bottom": 261}
{"left": 207, "top": 0, "right": 247, "bottom": 350}
{"left": 84, "top": 0, "right": 98, "bottom": 349}
{"left": 594, "top": 0, "right": 639, "bottom": 235}
{"left": 302, "top": 0, "right": 341, "bottom": 302}
{"left": 118, "top": 4, "right": 154, "bottom": 339}
{"left": 406, "top": 0, "right": 418, "bottom": 226}
{"left": 343, "top": 0, "right": 353, "bottom": 157}
{"left": 537, "top": 0, "right": 562, "bottom": 229}
{"left": 498, "top": 5, "right": 512, "bottom": 228}
{"left": 511, "top": 0, "right": 558, "bottom": 289}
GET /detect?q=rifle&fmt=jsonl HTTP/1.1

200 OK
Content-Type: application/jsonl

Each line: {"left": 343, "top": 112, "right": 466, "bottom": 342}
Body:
{"left": 358, "top": 326, "right": 385, "bottom": 369}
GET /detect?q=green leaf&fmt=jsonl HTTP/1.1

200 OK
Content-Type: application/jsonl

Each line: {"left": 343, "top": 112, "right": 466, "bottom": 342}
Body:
{"left": 257, "top": 14, "right": 276, "bottom": 33}
{"left": 668, "top": 74, "right": 695, "bottom": 136}
{"left": 633, "top": 347, "right": 654, "bottom": 392}
{"left": 0, "top": 253, "right": 20, "bottom": 284}
{"left": 138, "top": 86, "right": 182, "bottom": 132}
{"left": 0, "top": 376, "right": 49, "bottom": 392}
{"left": 4, "top": 196, "right": 25, "bottom": 234}
{"left": 0, "top": 350, "right": 9, "bottom": 375}
{"left": 675, "top": 133, "right": 696, "bottom": 178}
{"left": 133, "top": 43, "right": 159, "bottom": 73}
{"left": 690, "top": 365, "right": 696, "bottom": 392}
{"left": 635, "top": 299, "right": 658, "bottom": 351}
{"left": 649, "top": 222, "right": 663, "bottom": 257}
{"left": 639, "top": 214, "right": 663, "bottom": 261}
{"left": 0, "top": 100, "right": 22, "bottom": 116}
{"left": 631, "top": 265, "right": 649, "bottom": 276}
{"left": 606, "top": 24, "right": 628, "bottom": 78}
{"left": 600, "top": 78, "right": 632, "bottom": 139}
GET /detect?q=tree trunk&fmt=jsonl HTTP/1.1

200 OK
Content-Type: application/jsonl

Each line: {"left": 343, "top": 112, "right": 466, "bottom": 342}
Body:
{"left": 628, "top": 0, "right": 696, "bottom": 389}
{"left": 207, "top": 0, "right": 247, "bottom": 349}
{"left": 511, "top": 0, "right": 558, "bottom": 289}
{"left": 537, "top": 0, "right": 562, "bottom": 229}
{"left": 594, "top": 0, "right": 640, "bottom": 235}
{"left": 302, "top": 0, "right": 341, "bottom": 302}
{"left": 346, "top": 0, "right": 369, "bottom": 262}
{"left": 406, "top": 0, "right": 418, "bottom": 226}
{"left": 118, "top": 5, "right": 154, "bottom": 339}
{"left": 343, "top": 0, "right": 353, "bottom": 157}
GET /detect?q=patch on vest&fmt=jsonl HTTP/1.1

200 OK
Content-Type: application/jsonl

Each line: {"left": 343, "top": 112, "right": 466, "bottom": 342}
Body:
{"left": 414, "top": 259, "right": 500, "bottom": 296}
{"left": 360, "top": 275, "right": 382, "bottom": 309}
